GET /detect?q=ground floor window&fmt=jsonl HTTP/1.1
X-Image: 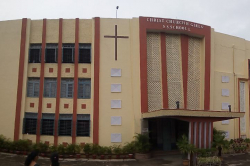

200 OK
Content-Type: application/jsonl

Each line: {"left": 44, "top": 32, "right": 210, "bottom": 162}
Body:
{"left": 77, "top": 114, "right": 90, "bottom": 136}
{"left": 41, "top": 114, "right": 55, "bottom": 135}
{"left": 59, "top": 114, "right": 72, "bottom": 136}
{"left": 23, "top": 113, "right": 38, "bottom": 134}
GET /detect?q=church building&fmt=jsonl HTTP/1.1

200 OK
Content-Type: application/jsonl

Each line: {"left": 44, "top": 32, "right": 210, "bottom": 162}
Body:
{"left": 0, "top": 16, "right": 248, "bottom": 150}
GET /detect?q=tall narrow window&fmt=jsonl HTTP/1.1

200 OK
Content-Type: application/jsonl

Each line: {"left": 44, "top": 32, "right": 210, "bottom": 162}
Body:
{"left": 27, "top": 78, "right": 40, "bottom": 97}
{"left": 59, "top": 114, "right": 72, "bottom": 136}
{"left": 248, "top": 60, "right": 250, "bottom": 78}
{"left": 45, "top": 44, "right": 58, "bottom": 63}
{"left": 29, "top": 44, "right": 41, "bottom": 63}
{"left": 77, "top": 114, "right": 90, "bottom": 136}
{"left": 44, "top": 78, "right": 57, "bottom": 98}
{"left": 78, "top": 79, "right": 91, "bottom": 99}
{"left": 41, "top": 113, "right": 54, "bottom": 135}
{"left": 61, "top": 79, "right": 74, "bottom": 98}
{"left": 23, "top": 113, "right": 37, "bottom": 134}
{"left": 79, "top": 44, "right": 91, "bottom": 63}
{"left": 62, "top": 44, "right": 74, "bottom": 63}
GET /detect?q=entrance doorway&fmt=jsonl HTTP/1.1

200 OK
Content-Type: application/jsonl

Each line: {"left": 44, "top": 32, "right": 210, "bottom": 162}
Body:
{"left": 148, "top": 118, "right": 189, "bottom": 151}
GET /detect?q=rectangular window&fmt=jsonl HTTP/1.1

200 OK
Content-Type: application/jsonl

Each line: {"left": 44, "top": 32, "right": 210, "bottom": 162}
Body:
{"left": 45, "top": 44, "right": 58, "bottom": 63}
{"left": 79, "top": 44, "right": 91, "bottom": 63}
{"left": 23, "top": 113, "right": 37, "bottom": 134}
{"left": 44, "top": 78, "right": 57, "bottom": 98}
{"left": 62, "top": 44, "right": 74, "bottom": 63}
{"left": 41, "top": 113, "right": 54, "bottom": 135}
{"left": 27, "top": 78, "right": 40, "bottom": 97}
{"left": 77, "top": 114, "right": 90, "bottom": 136}
{"left": 29, "top": 44, "right": 41, "bottom": 63}
{"left": 78, "top": 79, "right": 91, "bottom": 99}
{"left": 61, "top": 79, "right": 74, "bottom": 98}
{"left": 59, "top": 114, "right": 72, "bottom": 136}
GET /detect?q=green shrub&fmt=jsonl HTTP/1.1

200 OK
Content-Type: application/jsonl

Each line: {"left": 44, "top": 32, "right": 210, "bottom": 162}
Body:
{"left": 49, "top": 145, "right": 58, "bottom": 153}
{"left": 57, "top": 144, "right": 65, "bottom": 155}
{"left": 83, "top": 143, "right": 91, "bottom": 154}
{"left": 176, "top": 135, "right": 196, "bottom": 159}
{"left": 91, "top": 144, "right": 100, "bottom": 155}
{"left": 105, "top": 146, "right": 112, "bottom": 155}
{"left": 112, "top": 145, "right": 122, "bottom": 155}
{"left": 122, "top": 141, "right": 135, "bottom": 154}
{"left": 0, "top": 135, "right": 6, "bottom": 149}
{"left": 134, "top": 133, "right": 151, "bottom": 153}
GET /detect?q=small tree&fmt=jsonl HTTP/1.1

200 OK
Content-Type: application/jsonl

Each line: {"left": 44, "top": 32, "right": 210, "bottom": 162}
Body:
{"left": 134, "top": 133, "right": 151, "bottom": 153}
{"left": 213, "top": 128, "right": 229, "bottom": 157}
{"left": 176, "top": 135, "right": 196, "bottom": 159}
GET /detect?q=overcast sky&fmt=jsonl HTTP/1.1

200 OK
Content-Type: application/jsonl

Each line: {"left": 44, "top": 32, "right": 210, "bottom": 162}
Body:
{"left": 0, "top": 0, "right": 249, "bottom": 40}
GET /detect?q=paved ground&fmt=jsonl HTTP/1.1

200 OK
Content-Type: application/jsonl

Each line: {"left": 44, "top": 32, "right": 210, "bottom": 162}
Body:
{"left": 1, "top": 152, "right": 250, "bottom": 166}
{"left": 0, "top": 152, "right": 180, "bottom": 166}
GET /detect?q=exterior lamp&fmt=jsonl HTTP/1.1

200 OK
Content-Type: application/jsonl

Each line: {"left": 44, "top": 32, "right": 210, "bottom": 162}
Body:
{"left": 176, "top": 101, "right": 180, "bottom": 109}
{"left": 228, "top": 105, "right": 231, "bottom": 112}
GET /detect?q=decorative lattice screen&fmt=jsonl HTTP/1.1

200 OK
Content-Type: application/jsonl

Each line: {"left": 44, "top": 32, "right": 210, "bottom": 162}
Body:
{"left": 240, "top": 82, "right": 246, "bottom": 133}
{"left": 187, "top": 37, "right": 201, "bottom": 110}
{"left": 166, "top": 34, "right": 184, "bottom": 109}
{"left": 147, "top": 33, "right": 162, "bottom": 112}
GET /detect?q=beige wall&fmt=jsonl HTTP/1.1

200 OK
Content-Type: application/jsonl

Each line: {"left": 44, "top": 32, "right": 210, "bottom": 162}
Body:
{"left": 98, "top": 18, "right": 141, "bottom": 146}
{"left": 0, "top": 20, "right": 22, "bottom": 139}
{"left": 212, "top": 31, "right": 250, "bottom": 139}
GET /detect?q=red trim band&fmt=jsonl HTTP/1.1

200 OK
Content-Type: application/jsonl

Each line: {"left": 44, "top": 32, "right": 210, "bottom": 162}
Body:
{"left": 14, "top": 18, "right": 27, "bottom": 141}
{"left": 93, "top": 17, "right": 100, "bottom": 144}
{"left": 36, "top": 19, "right": 46, "bottom": 143}
{"left": 72, "top": 18, "right": 79, "bottom": 144}
{"left": 161, "top": 33, "right": 168, "bottom": 109}
{"left": 181, "top": 35, "right": 188, "bottom": 109}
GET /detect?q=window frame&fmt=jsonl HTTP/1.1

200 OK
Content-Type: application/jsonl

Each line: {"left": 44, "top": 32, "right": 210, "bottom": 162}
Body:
{"left": 44, "top": 78, "right": 57, "bottom": 98}
{"left": 62, "top": 44, "right": 75, "bottom": 63}
{"left": 78, "top": 79, "right": 91, "bottom": 99}
{"left": 58, "top": 114, "right": 72, "bottom": 136}
{"left": 61, "top": 79, "right": 74, "bottom": 98}
{"left": 76, "top": 114, "right": 90, "bottom": 137}
{"left": 45, "top": 44, "right": 58, "bottom": 63}
{"left": 23, "top": 113, "right": 38, "bottom": 135}
{"left": 27, "top": 78, "right": 40, "bottom": 97}
{"left": 79, "top": 44, "right": 91, "bottom": 63}
{"left": 41, "top": 113, "right": 55, "bottom": 136}
{"left": 29, "top": 44, "right": 41, "bottom": 63}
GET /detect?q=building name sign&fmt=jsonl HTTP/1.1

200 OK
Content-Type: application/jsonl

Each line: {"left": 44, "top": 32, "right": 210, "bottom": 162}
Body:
{"left": 146, "top": 17, "right": 204, "bottom": 32}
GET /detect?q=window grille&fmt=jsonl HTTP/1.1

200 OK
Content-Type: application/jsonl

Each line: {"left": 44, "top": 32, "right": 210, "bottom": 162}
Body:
{"left": 29, "top": 44, "right": 41, "bottom": 63}
{"left": 78, "top": 79, "right": 91, "bottom": 99}
{"left": 23, "top": 113, "right": 37, "bottom": 134}
{"left": 77, "top": 114, "right": 90, "bottom": 136}
{"left": 27, "top": 78, "right": 40, "bottom": 97}
{"left": 45, "top": 44, "right": 58, "bottom": 63}
{"left": 61, "top": 79, "right": 74, "bottom": 98}
{"left": 62, "top": 44, "right": 74, "bottom": 63}
{"left": 79, "top": 44, "right": 91, "bottom": 63}
{"left": 59, "top": 114, "right": 72, "bottom": 136}
{"left": 41, "top": 113, "right": 54, "bottom": 135}
{"left": 44, "top": 78, "right": 57, "bottom": 98}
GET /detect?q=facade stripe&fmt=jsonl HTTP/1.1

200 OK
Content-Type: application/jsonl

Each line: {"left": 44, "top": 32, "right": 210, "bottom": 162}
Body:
{"left": 36, "top": 19, "right": 46, "bottom": 143}
{"left": 93, "top": 17, "right": 100, "bottom": 144}
{"left": 204, "top": 32, "right": 211, "bottom": 110}
{"left": 190, "top": 122, "right": 194, "bottom": 144}
{"left": 196, "top": 122, "right": 199, "bottom": 147}
{"left": 160, "top": 33, "right": 168, "bottom": 109}
{"left": 201, "top": 122, "right": 204, "bottom": 148}
{"left": 181, "top": 35, "right": 188, "bottom": 109}
{"left": 139, "top": 19, "right": 148, "bottom": 113}
{"left": 206, "top": 122, "right": 209, "bottom": 148}
{"left": 72, "top": 18, "right": 79, "bottom": 144}
{"left": 54, "top": 18, "right": 63, "bottom": 146}
{"left": 14, "top": 18, "right": 28, "bottom": 141}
